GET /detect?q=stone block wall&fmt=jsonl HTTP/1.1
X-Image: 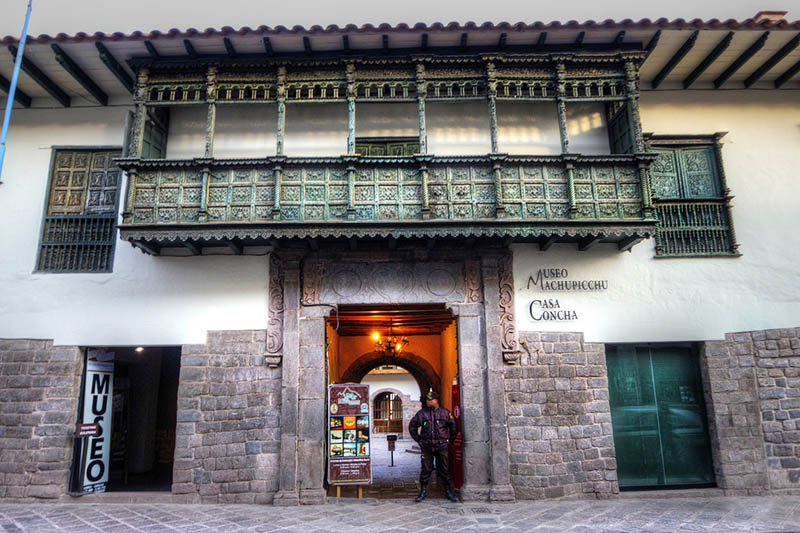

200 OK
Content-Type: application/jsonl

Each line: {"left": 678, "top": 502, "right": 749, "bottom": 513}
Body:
{"left": 504, "top": 332, "right": 618, "bottom": 500}
{"left": 753, "top": 328, "right": 800, "bottom": 491}
{"left": 700, "top": 327, "right": 800, "bottom": 495}
{"left": 0, "top": 339, "right": 83, "bottom": 501}
{"left": 699, "top": 336, "right": 768, "bottom": 494}
{"left": 173, "top": 330, "right": 282, "bottom": 504}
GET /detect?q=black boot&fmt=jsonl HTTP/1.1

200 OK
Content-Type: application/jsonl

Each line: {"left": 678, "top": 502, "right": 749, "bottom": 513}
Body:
{"left": 414, "top": 483, "right": 428, "bottom": 503}
{"left": 444, "top": 484, "right": 459, "bottom": 502}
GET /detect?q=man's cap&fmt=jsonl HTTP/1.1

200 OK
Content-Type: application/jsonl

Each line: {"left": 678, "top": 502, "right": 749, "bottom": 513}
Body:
{"left": 426, "top": 389, "right": 439, "bottom": 400}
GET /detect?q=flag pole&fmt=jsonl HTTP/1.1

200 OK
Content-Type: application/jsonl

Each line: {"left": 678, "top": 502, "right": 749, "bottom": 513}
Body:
{"left": 0, "top": 0, "right": 33, "bottom": 183}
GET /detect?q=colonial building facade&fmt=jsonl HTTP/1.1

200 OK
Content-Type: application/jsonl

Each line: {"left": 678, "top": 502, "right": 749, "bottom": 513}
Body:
{"left": 1, "top": 11, "right": 799, "bottom": 503}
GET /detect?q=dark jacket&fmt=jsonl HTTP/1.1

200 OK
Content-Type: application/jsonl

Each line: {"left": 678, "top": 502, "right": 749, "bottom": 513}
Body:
{"left": 409, "top": 405, "right": 457, "bottom": 449}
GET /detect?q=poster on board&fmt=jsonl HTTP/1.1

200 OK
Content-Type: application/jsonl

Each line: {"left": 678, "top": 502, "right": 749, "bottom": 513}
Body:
{"left": 80, "top": 349, "right": 115, "bottom": 493}
{"left": 328, "top": 383, "right": 371, "bottom": 485}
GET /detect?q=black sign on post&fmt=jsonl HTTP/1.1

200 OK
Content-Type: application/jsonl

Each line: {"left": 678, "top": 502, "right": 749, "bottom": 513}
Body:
{"left": 386, "top": 434, "right": 397, "bottom": 467}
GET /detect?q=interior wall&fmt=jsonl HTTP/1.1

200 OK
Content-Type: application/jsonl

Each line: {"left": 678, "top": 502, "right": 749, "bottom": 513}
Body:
{"left": 284, "top": 102, "right": 347, "bottom": 157}
{"left": 439, "top": 322, "right": 458, "bottom": 411}
{"left": 165, "top": 105, "right": 206, "bottom": 159}
{"left": 214, "top": 105, "right": 278, "bottom": 158}
{"left": 427, "top": 101, "right": 491, "bottom": 155}
{"left": 360, "top": 371, "right": 420, "bottom": 399}
{"left": 356, "top": 102, "right": 417, "bottom": 138}
{"left": 326, "top": 323, "right": 340, "bottom": 383}
{"left": 496, "top": 101, "right": 609, "bottom": 155}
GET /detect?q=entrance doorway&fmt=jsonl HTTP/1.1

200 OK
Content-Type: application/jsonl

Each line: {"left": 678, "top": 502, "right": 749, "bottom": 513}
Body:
{"left": 607, "top": 344, "right": 716, "bottom": 489}
{"left": 325, "top": 304, "right": 461, "bottom": 499}
{"left": 71, "top": 346, "right": 180, "bottom": 493}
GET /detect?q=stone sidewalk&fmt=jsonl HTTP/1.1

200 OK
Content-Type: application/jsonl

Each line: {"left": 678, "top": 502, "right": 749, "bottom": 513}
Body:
{"left": 1, "top": 495, "right": 799, "bottom": 532}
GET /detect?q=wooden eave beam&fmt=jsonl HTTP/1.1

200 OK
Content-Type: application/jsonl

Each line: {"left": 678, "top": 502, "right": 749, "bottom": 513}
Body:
{"left": 539, "top": 235, "right": 557, "bottom": 251}
{"left": 652, "top": 30, "right": 699, "bottom": 89}
{"left": 537, "top": 32, "right": 548, "bottom": 46}
{"left": 132, "top": 240, "right": 160, "bottom": 255}
{"left": 575, "top": 32, "right": 585, "bottom": 45}
{"left": 303, "top": 36, "right": 312, "bottom": 55}
{"left": 342, "top": 35, "right": 350, "bottom": 53}
{"left": 0, "top": 72, "right": 32, "bottom": 107}
{"left": 744, "top": 32, "right": 800, "bottom": 87}
{"left": 183, "top": 39, "right": 198, "bottom": 58}
{"left": 225, "top": 238, "right": 243, "bottom": 255}
{"left": 183, "top": 240, "right": 201, "bottom": 255}
{"left": 387, "top": 236, "right": 397, "bottom": 250}
{"left": 498, "top": 33, "right": 507, "bottom": 50}
{"left": 613, "top": 31, "right": 626, "bottom": 44}
{"left": 308, "top": 237, "right": 319, "bottom": 251}
{"left": 775, "top": 59, "right": 800, "bottom": 88}
{"left": 714, "top": 31, "right": 769, "bottom": 88}
{"left": 263, "top": 37, "right": 274, "bottom": 56}
{"left": 578, "top": 234, "right": 602, "bottom": 251}
{"left": 617, "top": 235, "right": 643, "bottom": 252}
{"left": 348, "top": 237, "right": 358, "bottom": 251}
{"left": 683, "top": 32, "right": 734, "bottom": 89}
{"left": 51, "top": 44, "right": 108, "bottom": 106}
{"left": 144, "top": 40, "right": 160, "bottom": 58}
{"left": 382, "top": 34, "right": 389, "bottom": 53}
{"left": 421, "top": 34, "right": 428, "bottom": 50}
{"left": 223, "top": 38, "right": 237, "bottom": 57}
{"left": 460, "top": 33, "right": 468, "bottom": 50}
{"left": 95, "top": 42, "right": 133, "bottom": 94}
{"left": 8, "top": 45, "right": 70, "bottom": 107}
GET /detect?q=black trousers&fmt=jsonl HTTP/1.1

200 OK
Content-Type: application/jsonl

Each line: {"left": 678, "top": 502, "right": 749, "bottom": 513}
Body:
{"left": 419, "top": 445, "right": 451, "bottom": 485}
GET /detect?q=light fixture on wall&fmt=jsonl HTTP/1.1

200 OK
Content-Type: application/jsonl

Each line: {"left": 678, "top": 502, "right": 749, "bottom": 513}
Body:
{"left": 372, "top": 317, "right": 408, "bottom": 357}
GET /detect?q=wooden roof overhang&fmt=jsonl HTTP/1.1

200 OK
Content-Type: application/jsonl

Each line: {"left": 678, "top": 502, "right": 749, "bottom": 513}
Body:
{"left": 2, "top": 13, "right": 800, "bottom": 108}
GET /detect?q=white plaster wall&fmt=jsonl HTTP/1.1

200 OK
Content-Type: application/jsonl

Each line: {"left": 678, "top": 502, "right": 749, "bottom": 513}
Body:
{"left": 497, "top": 101, "right": 608, "bottom": 155}
{"left": 513, "top": 90, "right": 800, "bottom": 343}
{"left": 0, "top": 106, "right": 269, "bottom": 346}
{"left": 361, "top": 372, "right": 420, "bottom": 400}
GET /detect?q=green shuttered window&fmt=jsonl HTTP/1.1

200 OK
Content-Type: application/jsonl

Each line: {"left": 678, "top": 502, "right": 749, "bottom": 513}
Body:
{"left": 607, "top": 345, "right": 715, "bottom": 488}
{"left": 648, "top": 136, "right": 739, "bottom": 257}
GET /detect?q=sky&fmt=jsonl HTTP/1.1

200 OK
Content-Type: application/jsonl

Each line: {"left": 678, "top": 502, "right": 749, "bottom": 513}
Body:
{"left": 0, "top": 0, "right": 796, "bottom": 38}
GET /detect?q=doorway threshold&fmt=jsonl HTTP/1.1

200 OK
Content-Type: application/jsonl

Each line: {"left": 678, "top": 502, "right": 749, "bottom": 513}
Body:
{"left": 619, "top": 487, "right": 725, "bottom": 499}
{"left": 65, "top": 491, "right": 178, "bottom": 504}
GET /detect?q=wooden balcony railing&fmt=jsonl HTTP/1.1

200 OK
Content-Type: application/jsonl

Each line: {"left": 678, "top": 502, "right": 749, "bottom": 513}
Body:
{"left": 115, "top": 154, "right": 658, "bottom": 251}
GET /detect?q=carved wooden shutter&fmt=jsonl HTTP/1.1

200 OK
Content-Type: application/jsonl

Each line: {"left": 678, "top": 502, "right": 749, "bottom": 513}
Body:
{"left": 679, "top": 147, "right": 719, "bottom": 198}
{"left": 650, "top": 149, "right": 682, "bottom": 200}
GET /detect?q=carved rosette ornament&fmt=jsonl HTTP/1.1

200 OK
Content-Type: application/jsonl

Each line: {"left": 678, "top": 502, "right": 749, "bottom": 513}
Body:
{"left": 464, "top": 260, "right": 482, "bottom": 303}
{"left": 265, "top": 253, "right": 284, "bottom": 367}
{"left": 498, "top": 251, "right": 520, "bottom": 364}
{"left": 302, "top": 260, "right": 324, "bottom": 305}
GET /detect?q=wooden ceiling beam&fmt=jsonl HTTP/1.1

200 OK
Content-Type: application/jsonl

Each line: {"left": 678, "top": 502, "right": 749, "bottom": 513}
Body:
{"left": 421, "top": 33, "right": 428, "bottom": 50}
{"left": 683, "top": 32, "right": 734, "bottom": 89}
{"left": 144, "top": 40, "right": 160, "bottom": 58}
{"left": 574, "top": 32, "right": 585, "bottom": 45}
{"left": 342, "top": 35, "right": 350, "bottom": 53}
{"left": 617, "top": 235, "right": 643, "bottom": 252}
{"left": 183, "top": 39, "right": 198, "bottom": 58}
{"left": 745, "top": 32, "right": 800, "bottom": 87}
{"left": 223, "top": 37, "right": 237, "bottom": 57}
{"left": 652, "top": 30, "right": 699, "bottom": 89}
{"left": 539, "top": 235, "right": 557, "bottom": 251}
{"left": 51, "top": 43, "right": 108, "bottom": 106}
{"left": 263, "top": 37, "right": 274, "bottom": 56}
{"left": 714, "top": 31, "right": 769, "bottom": 88}
{"left": 613, "top": 31, "right": 626, "bottom": 45}
{"left": 0, "top": 72, "right": 32, "bottom": 107}
{"left": 498, "top": 33, "right": 507, "bottom": 50}
{"left": 578, "top": 234, "right": 602, "bottom": 251}
{"left": 460, "top": 33, "right": 468, "bottom": 50}
{"left": 643, "top": 30, "right": 661, "bottom": 62}
{"left": 95, "top": 42, "right": 133, "bottom": 94}
{"left": 183, "top": 240, "right": 201, "bottom": 256}
{"left": 775, "top": 59, "right": 800, "bottom": 88}
{"left": 536, "top": 32, "right": 547, "bottom": 46}
{"left": 8, "top": 45, "right": 70, "bottom": 107}
{"left": 303, "top": 36, "right": 312, "bottom": 55}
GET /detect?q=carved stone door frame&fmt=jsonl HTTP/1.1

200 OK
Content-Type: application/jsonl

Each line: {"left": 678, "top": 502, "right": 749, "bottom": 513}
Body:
{"left": 270, "top": 245, "right": 517, "bottom": 504}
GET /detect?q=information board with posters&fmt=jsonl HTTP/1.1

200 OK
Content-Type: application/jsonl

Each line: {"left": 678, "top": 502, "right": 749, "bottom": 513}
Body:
{"left": 328, "top": 383, "right": 371, "bottom": 485}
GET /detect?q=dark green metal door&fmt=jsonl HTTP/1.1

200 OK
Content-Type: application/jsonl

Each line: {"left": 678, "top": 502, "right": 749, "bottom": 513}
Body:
{"left": 607, "top": 345, "right": 715, "bottom": 488}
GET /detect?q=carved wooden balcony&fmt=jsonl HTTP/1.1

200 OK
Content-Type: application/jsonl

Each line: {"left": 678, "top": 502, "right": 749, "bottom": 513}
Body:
{"left": 116, "top": 153, "right": 658, "bottom": 254}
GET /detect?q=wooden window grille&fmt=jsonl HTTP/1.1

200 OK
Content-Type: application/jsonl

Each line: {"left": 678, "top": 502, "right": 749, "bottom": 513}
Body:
{"left": 648, "top": 136, "right": 739, "bottom": 258}
{"left": 37, "top": 148, "right": 122, "bottom": 273}
{"left": 354, "top": 137, "right": 419, "bottom": 157}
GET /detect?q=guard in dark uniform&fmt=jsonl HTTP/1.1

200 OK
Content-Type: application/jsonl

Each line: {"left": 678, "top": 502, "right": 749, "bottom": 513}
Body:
{"left": 409, "top": 389, "right": 459, "bottom": 502}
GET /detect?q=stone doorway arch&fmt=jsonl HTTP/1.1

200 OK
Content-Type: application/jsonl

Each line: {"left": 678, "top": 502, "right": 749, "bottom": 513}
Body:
{"left": 339, "top": 351, "right": 440, "bottom": 403}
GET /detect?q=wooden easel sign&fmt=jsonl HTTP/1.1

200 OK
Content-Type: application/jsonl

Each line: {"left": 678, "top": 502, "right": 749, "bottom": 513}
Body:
{"left": 328, "top": 383, "right": 371, "bottom": 496}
